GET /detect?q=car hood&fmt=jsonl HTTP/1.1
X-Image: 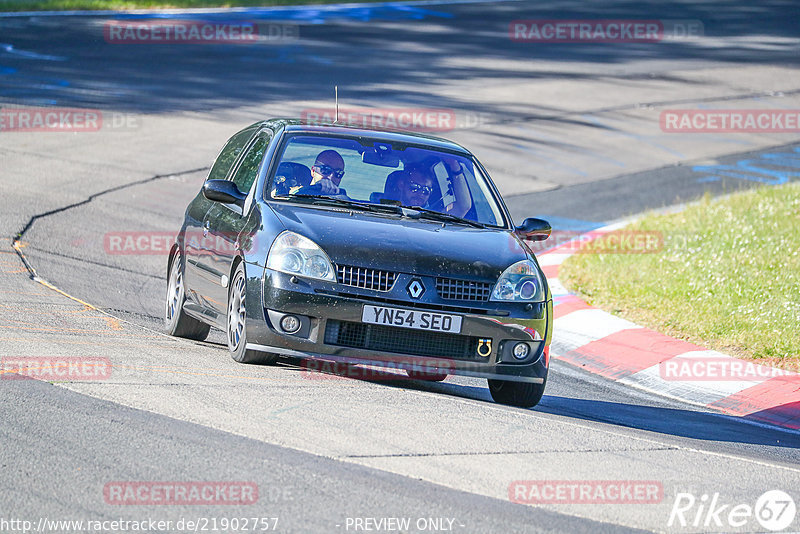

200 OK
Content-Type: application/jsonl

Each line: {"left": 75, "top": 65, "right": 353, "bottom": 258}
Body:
{"left": 268, "top": 204, "right": 530, "bottom": 280}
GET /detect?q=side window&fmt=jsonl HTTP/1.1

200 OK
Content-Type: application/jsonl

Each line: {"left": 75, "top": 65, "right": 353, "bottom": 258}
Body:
{"left": 231, "top": 133, "right": 270, "bottom": 194}
{"left": 207, "top": 128, "right": 256, "bottom": 182}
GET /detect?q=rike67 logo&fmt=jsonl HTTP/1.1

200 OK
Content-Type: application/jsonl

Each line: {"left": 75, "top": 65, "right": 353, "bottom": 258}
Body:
{"left": 668, "top": 490, "right": 796, "bottom": 531}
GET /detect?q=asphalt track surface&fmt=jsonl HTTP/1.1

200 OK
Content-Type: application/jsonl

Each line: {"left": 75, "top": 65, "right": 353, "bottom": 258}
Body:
{"left": 1, "top": 1, "right": 800, "bottom": 532}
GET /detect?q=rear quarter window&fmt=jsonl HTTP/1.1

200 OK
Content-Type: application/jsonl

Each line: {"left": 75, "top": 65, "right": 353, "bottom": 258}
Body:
{"left": 207, "top": 127, "right": 256, "bottom": 181}
{"left": 231, "top": 133, "right": 271, "bottom": 194}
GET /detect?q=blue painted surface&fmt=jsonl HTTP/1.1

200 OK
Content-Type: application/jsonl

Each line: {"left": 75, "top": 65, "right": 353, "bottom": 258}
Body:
{"left": 762, "top": 151, "right": 800, "bottom": 169}
{"left": 693, "top": 146, "right": 800, "bottom": 185}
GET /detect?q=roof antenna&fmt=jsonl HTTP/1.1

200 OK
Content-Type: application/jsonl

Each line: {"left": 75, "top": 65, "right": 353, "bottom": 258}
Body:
{"left": 334, "top": 85, "right": 339, "bottom": 124}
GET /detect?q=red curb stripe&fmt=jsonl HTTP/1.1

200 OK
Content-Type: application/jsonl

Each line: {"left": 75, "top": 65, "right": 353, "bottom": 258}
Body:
{"left": 541, "top": 264, "right": 560, "bottom": 279}
{"left": 707, "top": 375, "right": 800, "bottom": 428}
{"left": 543, "top": 221, "right": 800, "bottom": 432}
{"left": 540, "top": 245, "right": 575, "bottom": 256}
{"left": 560, "top": 328, "right": 705, "bottom": 380}
{"left": 553, "top": 296, "right": 592, "bottom": 319}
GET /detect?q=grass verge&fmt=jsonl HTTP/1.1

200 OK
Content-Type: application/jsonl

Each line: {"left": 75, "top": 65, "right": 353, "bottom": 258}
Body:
{"left": 0, "top": 0, "right": 373, "bottom": 12}
{"left": 559, "top": 182, "right": 800, "bottom": 367}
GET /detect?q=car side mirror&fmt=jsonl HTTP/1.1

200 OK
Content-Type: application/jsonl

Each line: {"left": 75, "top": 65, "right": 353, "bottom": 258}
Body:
{"left": 515, "top": 217, "right": 551, "bottom": 241}
{"left": 203, "top": 179, "right": 246, "bottom": 207}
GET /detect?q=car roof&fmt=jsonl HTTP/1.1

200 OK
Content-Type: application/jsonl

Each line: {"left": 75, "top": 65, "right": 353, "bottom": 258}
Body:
{"left": 253, "top": 118, "right": 471, "bottom": 154}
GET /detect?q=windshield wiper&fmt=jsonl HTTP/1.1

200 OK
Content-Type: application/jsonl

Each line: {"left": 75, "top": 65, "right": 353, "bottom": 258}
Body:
{"left": 279, "top": 194, "right": 406, "bottom": 215}
{"left": 403, "top": 206, "right": 487, "bottom": 228}
{"left": 273, "top": 195, "right": 484, "bottom": 227}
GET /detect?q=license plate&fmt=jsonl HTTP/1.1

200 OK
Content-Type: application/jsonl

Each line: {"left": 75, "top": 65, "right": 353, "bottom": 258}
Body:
{"left": 361, "top": 305, "right": 462, "bottom": 334}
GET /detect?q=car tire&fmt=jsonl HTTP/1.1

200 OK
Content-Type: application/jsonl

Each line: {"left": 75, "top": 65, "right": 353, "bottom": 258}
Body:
{"left": 227, "top": 262, "right": 279, "bottom": 365}
{"left": 406, "top": 370, "right": 448, "bottom": 382}
{"left": 488, "top": 378, "right": 546, "bottom": 408}
{"left": 165, "top": 251, "right": 211, "bottom": 341}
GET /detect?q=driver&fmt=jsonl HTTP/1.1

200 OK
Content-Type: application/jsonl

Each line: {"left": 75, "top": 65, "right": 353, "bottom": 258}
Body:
{"left": 309, "top": 150, "right": 346, "bottom": 195}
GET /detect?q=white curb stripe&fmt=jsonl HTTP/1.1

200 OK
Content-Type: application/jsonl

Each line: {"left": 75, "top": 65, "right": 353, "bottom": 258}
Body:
{"left": 619, "top": 350, "right": 768, "bottom": 406}
{"left": 537, "top": 253, "right": 572, "bottom": 267}
{"left": 547, "top": 277, "right": 570, "bottom": 298}
{"left": 555, "top": 308, "right": 642, "bottom": 339}
{"left": 538, "top": 210, "right": 798, "bottom": 427}
{"left": 553, "top": 308, "right": 642, "bottom": 353}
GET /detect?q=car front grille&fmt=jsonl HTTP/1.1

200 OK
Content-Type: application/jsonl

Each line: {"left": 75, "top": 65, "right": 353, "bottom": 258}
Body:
{"left": 324, "top": 320, "right": 483, "bottom": 360}
{"left": 336, "top": 264, "right": 397, "bottom": 292}
{"left": 436, "top": 277, "right": 492, "bottom": 301}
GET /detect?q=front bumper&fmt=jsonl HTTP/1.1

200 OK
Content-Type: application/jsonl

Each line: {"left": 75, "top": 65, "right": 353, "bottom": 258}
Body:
{"left": 244, "top": 266, "right": 552, "bottom": 383}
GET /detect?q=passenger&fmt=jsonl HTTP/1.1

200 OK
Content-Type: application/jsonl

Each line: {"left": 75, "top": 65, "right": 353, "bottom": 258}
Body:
{"left": 273, "top": 162, "right": 311, "bottom": 196}
{"left": 396, "top": 160, "right": 472, "bottom": 217}
{"left": 396, "top": 164, "right": 434, "bottom": 208}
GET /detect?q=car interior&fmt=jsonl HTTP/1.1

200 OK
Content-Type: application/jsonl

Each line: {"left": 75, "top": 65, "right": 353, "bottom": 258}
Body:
{"left": 271, "top": 161, "right": 312, "bottom": 196}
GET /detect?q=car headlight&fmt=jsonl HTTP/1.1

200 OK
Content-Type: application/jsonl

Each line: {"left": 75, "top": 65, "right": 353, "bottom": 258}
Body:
{"left": 266, "top": 231, "right": 336, "bottom": 282}
{"left": 491, "top": 260, "right": 545, "bottom": 302}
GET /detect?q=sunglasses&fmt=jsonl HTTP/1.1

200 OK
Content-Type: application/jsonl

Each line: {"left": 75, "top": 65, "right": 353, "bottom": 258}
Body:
{"left": 314, "top": 164, "right": 345, "bottom": 180}
{"left": 408, "top": 182, "right": 433, "bottom": 195}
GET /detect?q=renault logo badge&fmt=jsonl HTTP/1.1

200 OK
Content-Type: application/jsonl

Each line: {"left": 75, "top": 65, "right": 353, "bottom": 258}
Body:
{"left": 477, "top": 338, "right": 492, "bottom": 357}
{"left": 406, "top": 279, "right": 425, "bottom": 299}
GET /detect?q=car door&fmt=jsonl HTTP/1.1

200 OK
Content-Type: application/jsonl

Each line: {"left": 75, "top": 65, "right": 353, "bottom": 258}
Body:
{"left": 184, "top": 126, "right": 257, "bottom": 311}
{"left": 197, "top": 130, "right": 272, "bottom": 317}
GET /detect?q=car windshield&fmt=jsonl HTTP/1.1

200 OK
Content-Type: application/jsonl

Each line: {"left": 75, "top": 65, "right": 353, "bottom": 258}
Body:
{"left": 267, "top": 134, "right": 507, "bottom": 227}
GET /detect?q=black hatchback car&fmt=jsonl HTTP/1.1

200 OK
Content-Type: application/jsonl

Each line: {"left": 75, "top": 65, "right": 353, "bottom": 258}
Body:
{"left": 166, "top": 119, "right": 553, "bottom": 407}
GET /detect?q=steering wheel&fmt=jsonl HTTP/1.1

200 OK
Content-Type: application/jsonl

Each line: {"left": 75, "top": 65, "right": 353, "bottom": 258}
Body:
{"left": 293, "top": 184, "right": 348, "bottom": 197}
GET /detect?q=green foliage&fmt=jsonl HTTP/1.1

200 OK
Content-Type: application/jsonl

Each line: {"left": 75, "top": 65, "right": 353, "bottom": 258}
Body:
{"left": 560, "top": 182, "right": 800, "bottom": 366}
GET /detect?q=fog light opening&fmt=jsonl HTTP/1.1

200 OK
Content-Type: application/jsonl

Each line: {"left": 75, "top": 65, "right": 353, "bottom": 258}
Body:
{"left": 280, "top": 314, "right": 301, "bottom": 334}
{"left": 512, "top": 342, "right": 530, "bottom": 360}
